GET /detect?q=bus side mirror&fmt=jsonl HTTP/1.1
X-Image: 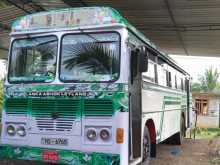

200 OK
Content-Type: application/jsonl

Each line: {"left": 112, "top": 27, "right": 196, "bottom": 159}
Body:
{"left": 139, "top": 51, "right": 148, "bottom": 73}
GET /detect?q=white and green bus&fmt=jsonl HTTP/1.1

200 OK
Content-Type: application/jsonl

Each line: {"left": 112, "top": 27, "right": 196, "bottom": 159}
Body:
{"left": 0, "top": 7, "right": 193, "bottom": 165}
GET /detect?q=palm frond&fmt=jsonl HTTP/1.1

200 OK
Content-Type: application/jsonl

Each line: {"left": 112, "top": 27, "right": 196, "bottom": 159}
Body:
{"left": 62, "top": 42, "right": 119, "bottom": 74}
{"left": 198, "top": 66, "right": 220, "bottom": 92}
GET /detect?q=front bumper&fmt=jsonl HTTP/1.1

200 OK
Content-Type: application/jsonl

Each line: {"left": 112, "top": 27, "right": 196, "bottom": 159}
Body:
{"left": 0, "top": 145, "right": 120, "bottom": 165}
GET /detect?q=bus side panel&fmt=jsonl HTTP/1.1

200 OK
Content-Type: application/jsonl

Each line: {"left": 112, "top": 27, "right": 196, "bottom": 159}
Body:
{"left": 142, "top": 82, "right": 186, "bottom": 142}
{"left": 142, "top": 84, "right": 164, "bottom": 142}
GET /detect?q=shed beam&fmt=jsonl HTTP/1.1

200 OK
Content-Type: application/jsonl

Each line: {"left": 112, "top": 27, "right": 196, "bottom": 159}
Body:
{"left": 62, "top": 0, "right": 88, "bottom": 7}
{"left": 163, "top": 0, "right": 189, "bottom": 55}
{"left": 0, "top": 46, "right": 8, "bottom": 51}
{"left": 28, "top": 0, "right": 45, "bottom": 12}
{"left": 0, "top": 23, "right": 10, "bottom": 31}
{"left": 140, "top": 24, "right": 220, "bottom": 32}
{"left": 6, "top": 0, "right": 32, "bottom": 14}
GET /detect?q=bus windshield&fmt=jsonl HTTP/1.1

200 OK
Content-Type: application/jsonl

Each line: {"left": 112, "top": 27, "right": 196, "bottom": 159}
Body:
{"left": 60, "top": 32, "right": 120, "bottom": 82}
{"left": 9, "top": 36, "right": 58, "bottom": 83}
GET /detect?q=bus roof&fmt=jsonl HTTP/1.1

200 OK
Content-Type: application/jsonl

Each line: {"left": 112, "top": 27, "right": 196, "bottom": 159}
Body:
{"left": 11, "top": 7, "right": 189, "bottom": 76}
{"left": 11, "top": 7, "right": 157, "bottom": 48}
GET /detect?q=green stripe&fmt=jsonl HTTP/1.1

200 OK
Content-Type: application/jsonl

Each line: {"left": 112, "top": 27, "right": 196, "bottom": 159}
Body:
{"left": 164, "top": 96, "right": 181, "bottom": 101}
{"left": 0, "top": 145, "right": 120, "bottom": 165}
{"left": 164, "top": 101, "right": 181, "bottom": 105}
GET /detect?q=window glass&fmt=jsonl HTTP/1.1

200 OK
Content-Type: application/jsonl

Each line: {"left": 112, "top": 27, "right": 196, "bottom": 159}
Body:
{"left": 166, "top": 71, "right": 172, "bottom": 87}
{"left": 9, "top": 36, "right": 57, "bottom": 83}
{"left": 60, "top": 32, "right": 120, "bottom": 82}
{"left": 175, "top": 75, "right": 177, "bottom": 89}
{"left": 148, "top": 52, "right": 156, "bottom": 62}
{"left": 143, "top": 60, "right": 155, "bottom": 83}
{"left": 177, "top": 77, "right": 181, "bottom": 90}
{"left": 181, "top": 78, "right": 184, "bottom": 90}
{"left": 157, "top": 64, "right": 167, "bottom": 86}
{"left": 171, "top": 70, "right": 176, "bottom": 89}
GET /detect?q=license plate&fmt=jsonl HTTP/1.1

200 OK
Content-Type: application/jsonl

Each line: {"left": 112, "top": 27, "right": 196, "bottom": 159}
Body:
{"left": 41, "top": 138, "right": 68, "bottom": 146}
{"left": 42, "top": 150, "right": 59, "bottom": 162}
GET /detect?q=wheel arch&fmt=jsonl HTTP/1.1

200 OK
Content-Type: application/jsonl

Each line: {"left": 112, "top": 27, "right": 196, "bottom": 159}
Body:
{"left": 145, "top": 119, "right": 156, "bottom": 157}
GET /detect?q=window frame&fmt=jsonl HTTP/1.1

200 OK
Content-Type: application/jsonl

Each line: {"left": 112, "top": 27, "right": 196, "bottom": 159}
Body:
{"left": 59, "top": 31, "right": 121, "bottom": 83}
{"left": 8, "top": 35, "right": 58, "bottom": 84}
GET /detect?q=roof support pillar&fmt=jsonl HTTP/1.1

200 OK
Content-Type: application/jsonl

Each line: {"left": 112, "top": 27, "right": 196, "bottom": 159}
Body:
{"left": 62, "top": 0, "right": 88, "bottom": 7}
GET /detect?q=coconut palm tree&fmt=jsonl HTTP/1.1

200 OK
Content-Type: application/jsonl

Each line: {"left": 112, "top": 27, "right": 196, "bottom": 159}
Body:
{"left": 198, "top": 67, "right": 220, "bottom": 92}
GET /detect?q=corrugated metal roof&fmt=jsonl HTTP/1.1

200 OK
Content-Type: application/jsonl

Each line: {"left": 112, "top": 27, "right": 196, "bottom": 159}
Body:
{"left": 1, "top": 0, "right": 220, "bottom": 58}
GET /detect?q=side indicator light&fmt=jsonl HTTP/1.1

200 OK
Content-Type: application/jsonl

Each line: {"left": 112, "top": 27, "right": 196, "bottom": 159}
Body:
{"left": 116, "top": 128, "right": 124, "bottom": 144}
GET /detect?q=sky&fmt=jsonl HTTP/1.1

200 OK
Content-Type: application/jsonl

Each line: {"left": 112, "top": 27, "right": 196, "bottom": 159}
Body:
{"left": 170, "top": 55, "right": 220, "bottom": 82}
{"left": 0, "top": 55, "right": 220, "bottom": 82}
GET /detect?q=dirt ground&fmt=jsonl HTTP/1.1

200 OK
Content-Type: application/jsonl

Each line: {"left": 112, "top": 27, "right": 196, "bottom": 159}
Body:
{"left": 150, "top": 138, "right": 220, "bottom": 165}
{"left": 1, "top": 138, "right": 220, "bottom": 165}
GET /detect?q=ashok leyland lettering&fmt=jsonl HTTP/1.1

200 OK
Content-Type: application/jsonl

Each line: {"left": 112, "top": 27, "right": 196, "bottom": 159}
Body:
{"left": 0, "top": 7, "right": 193, "bottom": 165}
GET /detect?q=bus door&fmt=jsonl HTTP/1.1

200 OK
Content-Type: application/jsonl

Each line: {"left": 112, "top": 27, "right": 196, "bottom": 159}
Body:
{"left": 129, "top": 48, "right": 147, "bottom": 159}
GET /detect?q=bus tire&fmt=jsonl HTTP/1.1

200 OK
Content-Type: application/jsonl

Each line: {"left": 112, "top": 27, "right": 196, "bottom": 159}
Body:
{"left": 142, "top": 127, "right": 151, "bottom": 164}
{"left": 172, "top": 116, "right": 185, "bottom": 145}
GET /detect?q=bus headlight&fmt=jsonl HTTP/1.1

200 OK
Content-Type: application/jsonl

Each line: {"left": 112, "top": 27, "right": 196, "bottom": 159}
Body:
{"left": 86, "top": 128, "right": 97, "bottom": 141}
{"left": 17, "top": 126, "right": 26, "bottom": 137}
{"left": 100, "top": 128, "right": 111, "bottom": 141}
{"left": 7, "top": 125, "right": 16, "bottom": 136}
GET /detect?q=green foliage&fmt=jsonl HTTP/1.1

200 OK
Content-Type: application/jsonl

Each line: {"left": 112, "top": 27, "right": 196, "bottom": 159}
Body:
{"left": 199, "top": 67, "right": 220, "bottom": 91}
{"left": 194, "top": 127, "right": 220, "bottom": 139}
{"left": 192, "top": 82, "right": 202, "bottom": 92}
{"left": 192, "top": 67, "right": 220, "bottom": 92}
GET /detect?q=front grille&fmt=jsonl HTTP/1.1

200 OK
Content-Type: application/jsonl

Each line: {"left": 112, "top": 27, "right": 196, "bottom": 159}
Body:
{"left": 31, "top": 99, "right": 80, "bottom": 132}
{"left": 5, "top": 98, "right": 28, "bottom": 116}
{"left": 84, "top": 99, "right": 113, "bottom": 117}
{"left": 5, "top": 98, "right": 113, "bottom": 132}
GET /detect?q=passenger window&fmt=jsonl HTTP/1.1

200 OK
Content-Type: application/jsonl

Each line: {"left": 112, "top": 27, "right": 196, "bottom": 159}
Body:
{"left": 166, "top": 71, "right": 172, "bottom": 87}
{"left": 142, "top": 60, "right": 156, "bottom": 83}
{"left": 181, "top": 78, "right": 184, "bottom": 90}
{"left": 157, "top": 64, "right": 166, "bottom": 86}
{"left": 175, "top": 75, "right": 177, "bottom": 89}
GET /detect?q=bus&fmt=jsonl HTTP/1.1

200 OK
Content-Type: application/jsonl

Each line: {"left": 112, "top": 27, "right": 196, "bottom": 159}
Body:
{"left": 0, "top": 7, "right": 193, "bottom": 165}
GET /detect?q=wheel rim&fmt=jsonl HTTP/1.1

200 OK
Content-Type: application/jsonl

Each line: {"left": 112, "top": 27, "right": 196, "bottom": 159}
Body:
{"left": 143, "top": 128, "right": 150, "bottom": 162}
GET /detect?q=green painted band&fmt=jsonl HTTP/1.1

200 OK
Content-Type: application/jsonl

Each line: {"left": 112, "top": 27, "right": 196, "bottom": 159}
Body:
{"left": 164, "top": 101, "right": 181, "bottom": 105}
{"left": 0, "top": 145, "right": 120, "bottom": 165}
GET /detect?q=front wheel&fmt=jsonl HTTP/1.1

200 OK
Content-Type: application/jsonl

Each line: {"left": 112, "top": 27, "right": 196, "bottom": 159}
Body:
{"left": 142, "top": 127, "right": 151, "bottom": 164}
